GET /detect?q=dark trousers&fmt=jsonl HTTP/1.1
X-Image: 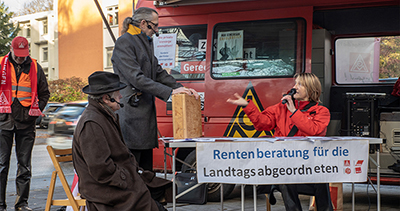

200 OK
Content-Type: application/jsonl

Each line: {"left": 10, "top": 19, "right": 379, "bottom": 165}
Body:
{"left": 0, "top": 125, "right": 35, "bottom": 209}
{"left": 130, "top": 149, "right": 153, "bottom": 171}
{"left": 279, "top": 183, "right": 333, "bottom": 211}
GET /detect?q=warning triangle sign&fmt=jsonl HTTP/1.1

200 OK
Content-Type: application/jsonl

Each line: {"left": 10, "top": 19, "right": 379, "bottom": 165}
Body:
{"left": 223, "top": 82, "right": 272, "bottom": 138}
{"left": 350, "top": 54, "right": 369, "bottom": 73}
{"left": 0, "top": 92, "right": 9, "bottom": 105}
{"left": 32, "top": 95, "right": 39, "bottom": 107}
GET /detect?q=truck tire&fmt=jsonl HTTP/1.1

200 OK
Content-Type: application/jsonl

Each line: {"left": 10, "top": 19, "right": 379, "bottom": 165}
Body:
{"left": 181, "top": 150, "right": 235, "bottom": 202}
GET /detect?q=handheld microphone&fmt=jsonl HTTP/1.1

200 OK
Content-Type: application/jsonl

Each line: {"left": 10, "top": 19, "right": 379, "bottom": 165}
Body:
{"left": 282, "top": 88, "right": 296, "bottom": 104}
{"left": 110, "top": 98, "right": 124, "bottom": 108}
{"left": 147, "top": 24, "right": 159, "bottom": 37}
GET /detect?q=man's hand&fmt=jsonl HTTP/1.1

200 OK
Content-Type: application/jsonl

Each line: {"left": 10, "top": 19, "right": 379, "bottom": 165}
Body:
{"left": 172, "top": 87, "right": 200, "bottom": 99}
{"left": 227, "top": 93, "right": 248, "bottom": 107}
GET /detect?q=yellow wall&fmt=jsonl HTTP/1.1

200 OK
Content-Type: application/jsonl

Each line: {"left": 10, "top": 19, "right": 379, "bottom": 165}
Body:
{"left": 58, "top": 0, "right": 103, "bottom": 79}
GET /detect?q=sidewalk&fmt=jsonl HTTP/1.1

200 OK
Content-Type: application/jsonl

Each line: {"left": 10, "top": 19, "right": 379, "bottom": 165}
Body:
{"left": 4, "top": 177, "right": 400, "bottom": 211}
{"left": 3, "top": 142, "right": 399, "bottom": 210}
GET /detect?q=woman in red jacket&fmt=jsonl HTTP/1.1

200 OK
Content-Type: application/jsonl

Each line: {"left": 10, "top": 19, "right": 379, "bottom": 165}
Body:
{"left": 227, "top": 73, "right": 333, "bottom": 211}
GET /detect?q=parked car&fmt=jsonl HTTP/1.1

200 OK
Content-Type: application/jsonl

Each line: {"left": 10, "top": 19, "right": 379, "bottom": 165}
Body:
{"left": 36, "top": 102, "right": 57, "bottom": 126}
{"left": 47, "top": 101, "right": 88, "bottom": 149}
{"left": 38, "top": 103, "right": 65, "bottom": 129}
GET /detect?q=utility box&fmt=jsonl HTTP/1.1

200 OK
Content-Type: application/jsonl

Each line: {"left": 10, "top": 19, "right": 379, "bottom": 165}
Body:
{"left": 380, "top": 112, "right": 400, "bottom": 152}
{"left": 172, "top": 93, "right": 202, "bottom": 139}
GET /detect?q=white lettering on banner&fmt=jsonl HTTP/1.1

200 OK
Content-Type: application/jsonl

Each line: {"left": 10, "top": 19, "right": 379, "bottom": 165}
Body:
{"left": 181, "top": 61, "right": 206, "bottom": 74}
{"left": 196, "top": 140, "right": 369, "bottom": 184}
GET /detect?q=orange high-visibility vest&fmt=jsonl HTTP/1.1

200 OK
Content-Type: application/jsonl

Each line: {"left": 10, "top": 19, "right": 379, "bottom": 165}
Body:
{"left": 10, "top": 59, "right": 38, "bottom": 107}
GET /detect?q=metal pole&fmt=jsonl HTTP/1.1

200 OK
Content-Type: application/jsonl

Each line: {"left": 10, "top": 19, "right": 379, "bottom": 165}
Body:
{"left": 164, "top": 144, "right": 167, "bottom": 179}
{"left": 352, "top": 183, "right": 355, "bottom": 211}
{"left": 377, "top": 150, "right": 380, "bottom": 211}
{"left": 253, "top": 185, "right": 257, "bottom": 211}
{"left": 221, "top": 184, "right": 224, "bottom": 210}
{"left": 93, "top": 0, "right": 117, "bottom": 43}
{"left": 173, "top": 148, "right": 176, "bottom": 211}
{"left": 241, "top": 184, "right": 245, "bottom": 211}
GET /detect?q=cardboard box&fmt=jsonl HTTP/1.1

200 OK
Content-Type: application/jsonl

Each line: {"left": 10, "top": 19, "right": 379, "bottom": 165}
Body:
{"left": 172, "top": 93, "right": 202, "bottom": 139}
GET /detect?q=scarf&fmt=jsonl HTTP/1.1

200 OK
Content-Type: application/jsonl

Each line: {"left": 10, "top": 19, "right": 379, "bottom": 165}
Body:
{"left": 0, "top": 53, "right": 41, "bottom": 116}
{"left": 127, "top": 24, "right": 152, "bottom": 41}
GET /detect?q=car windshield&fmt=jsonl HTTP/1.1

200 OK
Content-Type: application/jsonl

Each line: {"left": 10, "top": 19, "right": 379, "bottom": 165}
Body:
{"left": 46, "top": 106, "right": 62, "bottom": 113}
{"left": 57, "top": 106, "right": 85, "bottom": 117}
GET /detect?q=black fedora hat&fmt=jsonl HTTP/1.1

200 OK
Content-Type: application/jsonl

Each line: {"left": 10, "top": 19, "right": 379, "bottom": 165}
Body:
{"left": 82, "top": 71, "right": 127, "bottom": 95}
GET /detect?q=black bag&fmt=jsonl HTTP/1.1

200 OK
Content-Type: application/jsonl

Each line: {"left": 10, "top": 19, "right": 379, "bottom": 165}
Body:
{"left": 175, "top": 172, "right": 207, "bottom": 204}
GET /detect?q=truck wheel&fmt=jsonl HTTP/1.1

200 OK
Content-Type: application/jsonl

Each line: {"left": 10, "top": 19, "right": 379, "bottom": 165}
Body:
{"left": 181, "top": 150, "right": 235, "bottom": 202}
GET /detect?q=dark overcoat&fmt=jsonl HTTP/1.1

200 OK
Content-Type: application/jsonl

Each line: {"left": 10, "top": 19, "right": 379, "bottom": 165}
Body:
{"left": 112, "top": 31, "right": 182, "bottom": 150}
{"left": 72, "top": 98, "right": 170, "bottom": 210}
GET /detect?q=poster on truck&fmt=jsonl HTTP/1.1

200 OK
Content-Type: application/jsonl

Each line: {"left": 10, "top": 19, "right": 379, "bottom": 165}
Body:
{"left": 335, "top": 37, "right": 380, "bottom": 83}
{"left": 217, "top": 30, "right": 244, "bottom": 60}
{"left": 154, "top": 33, "right": 177, "bottom": 69}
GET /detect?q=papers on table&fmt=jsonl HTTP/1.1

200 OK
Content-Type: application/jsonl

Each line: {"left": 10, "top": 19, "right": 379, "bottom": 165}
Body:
{"left": 161, "top": 137, "right": 277, "bottom": 143}
{"left": 160, "top": 136, "right": 378, "bottom": 143}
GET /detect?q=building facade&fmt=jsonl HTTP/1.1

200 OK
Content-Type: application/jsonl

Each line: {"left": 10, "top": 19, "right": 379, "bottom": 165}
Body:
{"left": 57, "top": 0, "right": 134, "bottom": 80}
{"left": 11, "top": 11, "right": 58, "bottom": 80}
{"left": 11, "top": 0, "right": 134, "bottom": 81}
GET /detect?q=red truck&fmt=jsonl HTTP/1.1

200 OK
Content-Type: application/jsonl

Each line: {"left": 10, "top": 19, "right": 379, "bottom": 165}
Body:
{"left": 129, "top": 0, "right": 400, "bottom": 201}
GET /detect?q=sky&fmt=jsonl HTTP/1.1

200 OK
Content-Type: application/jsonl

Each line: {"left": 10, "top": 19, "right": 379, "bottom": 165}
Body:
{"left": 3, "top": 0, "right": 30, "bottom": 13}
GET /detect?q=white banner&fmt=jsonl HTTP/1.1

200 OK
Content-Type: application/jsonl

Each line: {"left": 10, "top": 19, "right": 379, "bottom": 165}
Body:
{"left": 197, "top": 140, "right": 369, "bottom": 184}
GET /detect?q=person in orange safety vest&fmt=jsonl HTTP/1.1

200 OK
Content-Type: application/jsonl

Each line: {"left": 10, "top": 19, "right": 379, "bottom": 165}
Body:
{"left": 0, "top": 36, "right": 49, "bottom": 211}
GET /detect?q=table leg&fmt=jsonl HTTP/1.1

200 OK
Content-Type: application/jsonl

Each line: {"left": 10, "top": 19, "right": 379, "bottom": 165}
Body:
{"left": 253, "top": 185, "right": 257, "bottom": 211}
{"left": 173, "top": 148, "right": 176, "bottom": 211}
{"left": 164, "top": 146, "right": 167, "bottom": 179}
{"left": 351, "top": 183, "right": 355, "bottom": 211}
{"left": 241, "top": 184, "right": 245, "bottom": 211}
{"left": 221, "top": 183, "right": 224, "bottom": 211}
{"left": 377, "top": 150, "right": 380, "bottom": 211}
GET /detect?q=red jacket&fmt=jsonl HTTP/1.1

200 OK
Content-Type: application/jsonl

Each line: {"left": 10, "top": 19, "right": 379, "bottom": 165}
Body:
{"left": 243, "top": 100, "right": 330, "bottom": 137}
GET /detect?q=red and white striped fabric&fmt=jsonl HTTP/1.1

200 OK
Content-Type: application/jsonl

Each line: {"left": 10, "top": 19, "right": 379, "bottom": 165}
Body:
{"left": 66, "top": 171, "right": 87, "bottom": 211}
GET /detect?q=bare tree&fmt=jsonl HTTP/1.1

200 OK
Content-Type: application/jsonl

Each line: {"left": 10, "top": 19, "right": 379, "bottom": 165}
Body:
{"left": 17, "top": 0, "right": 53, "bottom": 16}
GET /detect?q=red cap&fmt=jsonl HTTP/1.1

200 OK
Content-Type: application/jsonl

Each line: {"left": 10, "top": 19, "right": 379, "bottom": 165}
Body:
{"left": 11, "top": 36, "right": 29, "bottom": 57}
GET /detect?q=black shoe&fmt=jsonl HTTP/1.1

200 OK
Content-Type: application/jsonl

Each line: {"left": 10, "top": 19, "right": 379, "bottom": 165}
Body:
{"left": 15, "top": 206, "right": 32, "bottom": 211}
{"left": 57, "top": 206, "right": 67, "bottom": 211}
{"left": 388, "top": 162, "right": 400, "bottom": 173}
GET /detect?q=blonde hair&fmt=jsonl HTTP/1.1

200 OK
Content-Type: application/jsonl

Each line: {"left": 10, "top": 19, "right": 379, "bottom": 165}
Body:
{"left": 294, "top": 73, "right": 321, "bottom": 103}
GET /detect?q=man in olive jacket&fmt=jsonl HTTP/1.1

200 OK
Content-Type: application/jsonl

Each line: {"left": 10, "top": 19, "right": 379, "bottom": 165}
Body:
{"left": 112, "top": 7, "right": 198, "bottom": 170}
{"left": 72, "top": 71, "right": 170, "bottom": 211}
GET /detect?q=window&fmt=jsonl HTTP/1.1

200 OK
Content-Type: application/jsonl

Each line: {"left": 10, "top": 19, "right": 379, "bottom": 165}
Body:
{"left": 335, "top": 35, "right": 400, "bottom": 84}
{"left": 211, "top": 18, "right": 306, "bottom": 79}
{"left": 107, "top": 6, "right": 118, "bottom": 26}
{"left": 43, "top": 20, "right": 48, "bottom": 35}
{"left": 106, "top": 47, "right": 113, "bottom": 68}
{"left": 42, "top": 47, "right": 48, "bottom": 62}
{"left": 26, "top": 24, "right": 31, "bottom": 38}
{"left": 158, "top": 25, "right": 207, "bottom": 80}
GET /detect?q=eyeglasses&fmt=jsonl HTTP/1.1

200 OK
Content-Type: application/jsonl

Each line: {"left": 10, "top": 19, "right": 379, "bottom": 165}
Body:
{"left": 146, "top": 20, "right": 159, "bottom": 28}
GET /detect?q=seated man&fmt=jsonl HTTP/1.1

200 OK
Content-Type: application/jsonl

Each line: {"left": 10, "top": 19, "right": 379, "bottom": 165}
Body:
{"left": 72, "top": 71, "right": 170, "bottom": 211}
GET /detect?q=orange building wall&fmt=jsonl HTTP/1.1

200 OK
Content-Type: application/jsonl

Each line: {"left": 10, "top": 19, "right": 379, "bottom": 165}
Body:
{"left": 119, "top": 0, "right": 134, "bottom": 35}
{"left": 58, "top": 0, "right": 103, "bottom": 80}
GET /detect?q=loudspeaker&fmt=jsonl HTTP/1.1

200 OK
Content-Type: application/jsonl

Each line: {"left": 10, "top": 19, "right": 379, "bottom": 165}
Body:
{"left": 348, "top": 99, "right": 374, "bottom": 136}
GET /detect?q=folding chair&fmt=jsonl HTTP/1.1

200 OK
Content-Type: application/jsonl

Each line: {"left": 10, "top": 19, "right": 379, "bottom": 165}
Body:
{"left": 45, "top": 145, "right": 86, "bottom": 211}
